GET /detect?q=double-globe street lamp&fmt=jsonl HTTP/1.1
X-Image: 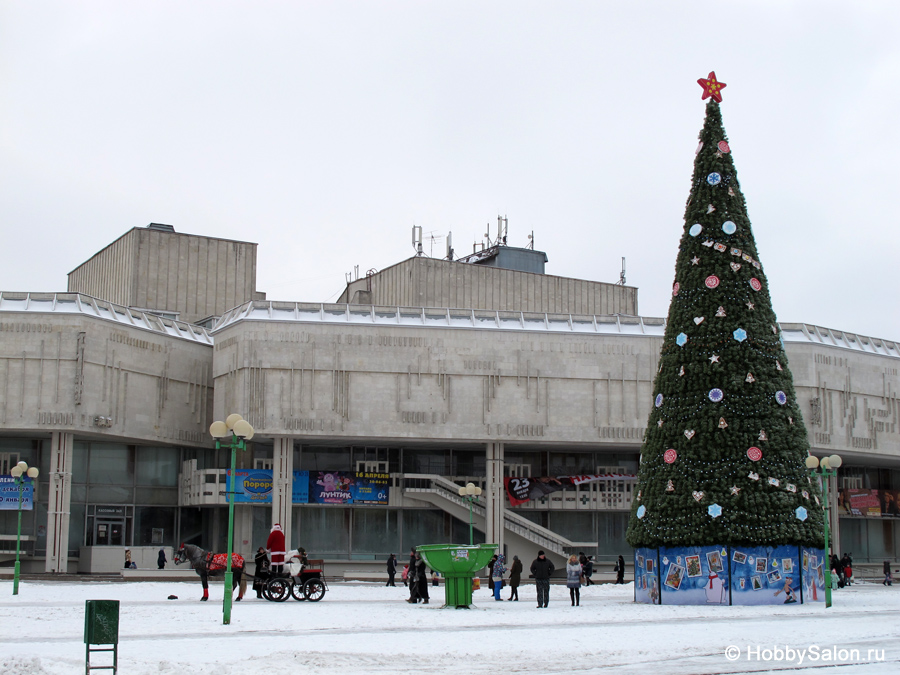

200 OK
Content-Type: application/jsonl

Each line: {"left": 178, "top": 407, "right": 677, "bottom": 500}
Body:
{"left": 457, "top": 482, "right": 482, "bottom": 546}
{"left": 8, "top": 461, "right": 39, "bottom": 595}
{"left": 209, "top": 413, "right": 254, "bottom": 625}
{"left": 805, "top": 453, "right": 842, "bottom": 609}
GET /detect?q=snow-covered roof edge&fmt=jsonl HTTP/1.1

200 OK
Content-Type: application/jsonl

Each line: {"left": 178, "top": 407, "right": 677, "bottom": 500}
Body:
{"left": 211, "top": 301, "right": 899, "bottom": 358}
{"left": 0, "top": 292, "right": 213, "bottom": 345}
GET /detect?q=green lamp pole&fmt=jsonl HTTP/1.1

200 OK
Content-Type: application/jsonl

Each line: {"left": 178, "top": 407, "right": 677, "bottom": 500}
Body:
{"left": 457, "top": 482, "right": 482, "bottom": 546}
{"left": 806, "top": 453, "right": 842, "bottom": 609}
{"left": 8, "top": 461, "right": 39, "bottom": 595}
{"left": 209, "top": 413, "right": 255, "bottom": 625}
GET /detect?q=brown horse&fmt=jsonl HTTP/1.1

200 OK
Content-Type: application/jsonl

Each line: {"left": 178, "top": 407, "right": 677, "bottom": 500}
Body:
{"left": 174, "top": 543, "right": 245, "bottom": 601}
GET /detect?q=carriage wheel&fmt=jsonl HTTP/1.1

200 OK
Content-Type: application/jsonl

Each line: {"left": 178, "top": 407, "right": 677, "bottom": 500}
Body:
{"left": 291, "top": 580, "right": 306, "bottom": 601}
{"left": 266, "top": 578, "right": 291, "bottom": 602}
{"left": 304, "top": 579, "right": 326, "bottom": 602}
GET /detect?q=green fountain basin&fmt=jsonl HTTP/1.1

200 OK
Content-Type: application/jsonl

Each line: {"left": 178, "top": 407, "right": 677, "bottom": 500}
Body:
{"left": 416, "top": 543, "right": 498, "bottom": 608}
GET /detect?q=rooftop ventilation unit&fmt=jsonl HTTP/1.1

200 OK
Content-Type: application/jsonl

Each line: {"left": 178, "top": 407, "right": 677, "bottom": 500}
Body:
{"left": 146, "top": 223, "right": 176, "bottom": 233}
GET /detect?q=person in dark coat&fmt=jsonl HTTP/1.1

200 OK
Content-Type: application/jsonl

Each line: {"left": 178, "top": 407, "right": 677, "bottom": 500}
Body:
{"left": 884, "top": 560, "right": 893, "bottom": 586}
{"left": 583, "top": 556, "right": 595, "bottom": 585}
{"left": 252, "top": 547, "right": 270, "bottom": 598}
{"left": 508, "top": 555, "right": 523, "bottom": 601}
{"left": 386, "top": 553, "right": 397, "bottom": 587}
{"left": 415, "top": 553, "right": 430, "bottom": 604}
{"left": 615, "top": 555, "right": 626, "bottom": 584}
{"left": 530, "top": 551, "right": 554, "bottom": 608}
{"left": 157, "top": 548, "right": 167, "bottom": 569}
{"left": 487, "top": 554, "right": 498, "bottom": 594}
{"left": 407, "top": 548, "right": 419, "bottom": 603}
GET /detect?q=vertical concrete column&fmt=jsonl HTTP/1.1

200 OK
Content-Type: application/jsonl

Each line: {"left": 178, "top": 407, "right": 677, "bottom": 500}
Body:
{"left": 45, "top": 432, "right": 74, "bottom": 574}
{"left": 484, "top": 442, "right": 505, "bottom": 552}
{"left": 272, "top": 437, "right": 294, "bottom": 547}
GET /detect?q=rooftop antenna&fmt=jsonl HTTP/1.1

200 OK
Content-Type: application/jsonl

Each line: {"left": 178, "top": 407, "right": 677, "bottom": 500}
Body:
{"left": 618, "top": 257, "right": 626, "bottom": 285}
{"left": 411, "top": 225, "right": 423, "bottom": 256}
{"left": 497, "top": 215, "right": 508, "bottom": 245}
{"left": 527, "top": 231, "right": 534, "bottom": 250}
{"left": 446, "top": 231, "right": 454, "bottom": 261}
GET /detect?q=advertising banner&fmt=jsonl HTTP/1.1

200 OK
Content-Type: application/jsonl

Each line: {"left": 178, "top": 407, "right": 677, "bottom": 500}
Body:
{"left": 0, "top": 476, "right": 34, "bottom": 510}
{"left": 223, "top": 470, "right": 317, "bottom": 504}
{"left": 838, "top": 489, "right": 900, "bottom": 518}
{"left": 309, "top": 472, "right": 389, "bottom": 505}
{"left": 504, "top": 474, "right": 637, "bottom": 506}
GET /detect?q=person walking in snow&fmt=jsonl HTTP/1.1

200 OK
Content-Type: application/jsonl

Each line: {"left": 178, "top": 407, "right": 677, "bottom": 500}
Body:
{"left": 582, "top": 555, "right": 595, "bottom": 585}
{"left": 266, "top": 523, "right": 286, "bottom": 574}
{"left": 157, "top": 548, "right": 167, "bottom": 569}
{"left": 614, "top": 555, "right": 626, "bottom": 584}
{"left": 508, "top": 555, "right": 523, "bottom": 601}
{"left": 530, "top": 551, "right": 554, "bottom": 608}
{"left": 386, "top": 553, "right": 397, "bottom": 587}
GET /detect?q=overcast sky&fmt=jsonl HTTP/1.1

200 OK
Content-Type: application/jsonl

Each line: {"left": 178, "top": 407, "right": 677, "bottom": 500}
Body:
{"left": 2, "top": 2, "right": 899, "bottom": 341}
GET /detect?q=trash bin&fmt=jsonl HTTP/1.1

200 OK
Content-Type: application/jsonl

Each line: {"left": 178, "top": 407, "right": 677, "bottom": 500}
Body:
{"left": 85, "top": 600, "right": 119, "bottom": 673}
{"left": 416, "top": 544, "right": 498, "bottom": 608}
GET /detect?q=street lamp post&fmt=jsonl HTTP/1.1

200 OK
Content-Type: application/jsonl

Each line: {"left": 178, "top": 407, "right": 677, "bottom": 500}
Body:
{"left": 457, "top": 482, "right": 482, "bottom": 546}
{"left": 8, "top": 460, "right": 39, "bottom": 595}
{"left": 209, "top": 413, "right": 255, "bottom": 625}
{"left": 806, "top": 453, "right": 842, "bottom": 609}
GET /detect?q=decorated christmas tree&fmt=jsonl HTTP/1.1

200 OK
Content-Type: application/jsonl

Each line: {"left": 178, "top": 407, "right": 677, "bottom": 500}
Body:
{"left": 626, "top": 74, "right": 824, "bottom": 551}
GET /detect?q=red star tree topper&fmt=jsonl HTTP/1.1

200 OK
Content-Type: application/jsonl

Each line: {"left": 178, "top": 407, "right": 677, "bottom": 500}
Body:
{"left": 697, "top": 71, "right": 726, "bottom": 102}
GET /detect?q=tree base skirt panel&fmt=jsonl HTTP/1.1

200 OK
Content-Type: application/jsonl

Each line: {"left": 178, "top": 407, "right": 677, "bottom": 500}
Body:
{"left": 633, "top": 545, "right": 826, "bottom": 605}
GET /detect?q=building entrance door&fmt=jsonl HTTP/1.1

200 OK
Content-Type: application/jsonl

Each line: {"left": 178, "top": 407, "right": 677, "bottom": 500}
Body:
{"left": 94, "top": 519, "right": 125, "bottom": 547}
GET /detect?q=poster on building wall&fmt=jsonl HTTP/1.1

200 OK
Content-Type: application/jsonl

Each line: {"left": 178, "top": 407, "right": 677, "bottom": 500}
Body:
{"left": 504, "top": 474, "right": 637, "bottom": 506}
{"left": 0, "top": 476, "right": 34, "bottom": 510}
{"left": 308, "top": 472, "right": 389, "bottom": 505}
{"left": 226, "top": 470, "right": 275, "bottom": 503}
{"left": 224, "top": 470, "right": 309, "bottom": 504}
{"left": 838, "top": 489, "right": 900, "bottom": 518}
{"left": 226, "top": 470, "right": 388, "bottom": 504}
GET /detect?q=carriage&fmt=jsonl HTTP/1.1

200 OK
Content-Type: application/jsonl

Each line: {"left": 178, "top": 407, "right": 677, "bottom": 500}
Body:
{"left": 263, "top": 565, "right": 328, "bottom": 602}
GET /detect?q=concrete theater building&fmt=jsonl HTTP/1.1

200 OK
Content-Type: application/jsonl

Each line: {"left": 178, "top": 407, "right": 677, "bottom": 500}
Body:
{"left": 1, "top": 224, "right": 898, "bottom": 576}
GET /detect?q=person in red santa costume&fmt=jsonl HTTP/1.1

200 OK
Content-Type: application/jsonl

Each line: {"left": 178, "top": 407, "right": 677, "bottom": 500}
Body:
{"left": 266, "top": 523, "right": 286, "bottom": 574}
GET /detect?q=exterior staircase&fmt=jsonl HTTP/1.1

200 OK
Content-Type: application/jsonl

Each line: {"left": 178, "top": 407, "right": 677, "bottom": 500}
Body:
{"left": 402, "top": 473, "right": 597, "bottom": 557}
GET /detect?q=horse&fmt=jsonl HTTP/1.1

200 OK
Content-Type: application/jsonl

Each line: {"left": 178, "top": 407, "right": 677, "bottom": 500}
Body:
{"left": 174, "top": 543, "right": 245, "bottom": 602}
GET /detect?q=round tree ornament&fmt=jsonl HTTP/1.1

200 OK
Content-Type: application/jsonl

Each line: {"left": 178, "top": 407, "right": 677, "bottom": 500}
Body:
{"left": 707, "top": 172, "right": 722, "bottom": 186}
{"left": 636, "top": 505, "right": 646, "bottom": 519}
{"left": 655, "top": 393, "right": 664, "bottom": 408}
{"left": 747, "top": 446, "right": 763, "bottom": 461}
{"left": 689, "top": 224, "right": 703, "bottom": 237}
{"left": 717, "top": 140, "right": 730, "bottom": 153}
{"left": 664, "top": 448, "right": 678, "bottom": 464}
{"left": 708, "top": 388, "right": 724, "bottom": 402}
{"left": 775, "top": 391, "right": 788, "bottom": 405}
{"left": 749, "top": 278, "right": 762, "bottom": 292}
{"left": 722, "top": 221, "right": 736, "bottom": 235}
{"left": 705, "top": 275, "right": 720, "bottom": 289}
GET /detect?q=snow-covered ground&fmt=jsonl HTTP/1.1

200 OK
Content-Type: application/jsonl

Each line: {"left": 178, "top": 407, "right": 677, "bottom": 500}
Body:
{"left": 0, "top": 578, "right": 897, "bottom": 674}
